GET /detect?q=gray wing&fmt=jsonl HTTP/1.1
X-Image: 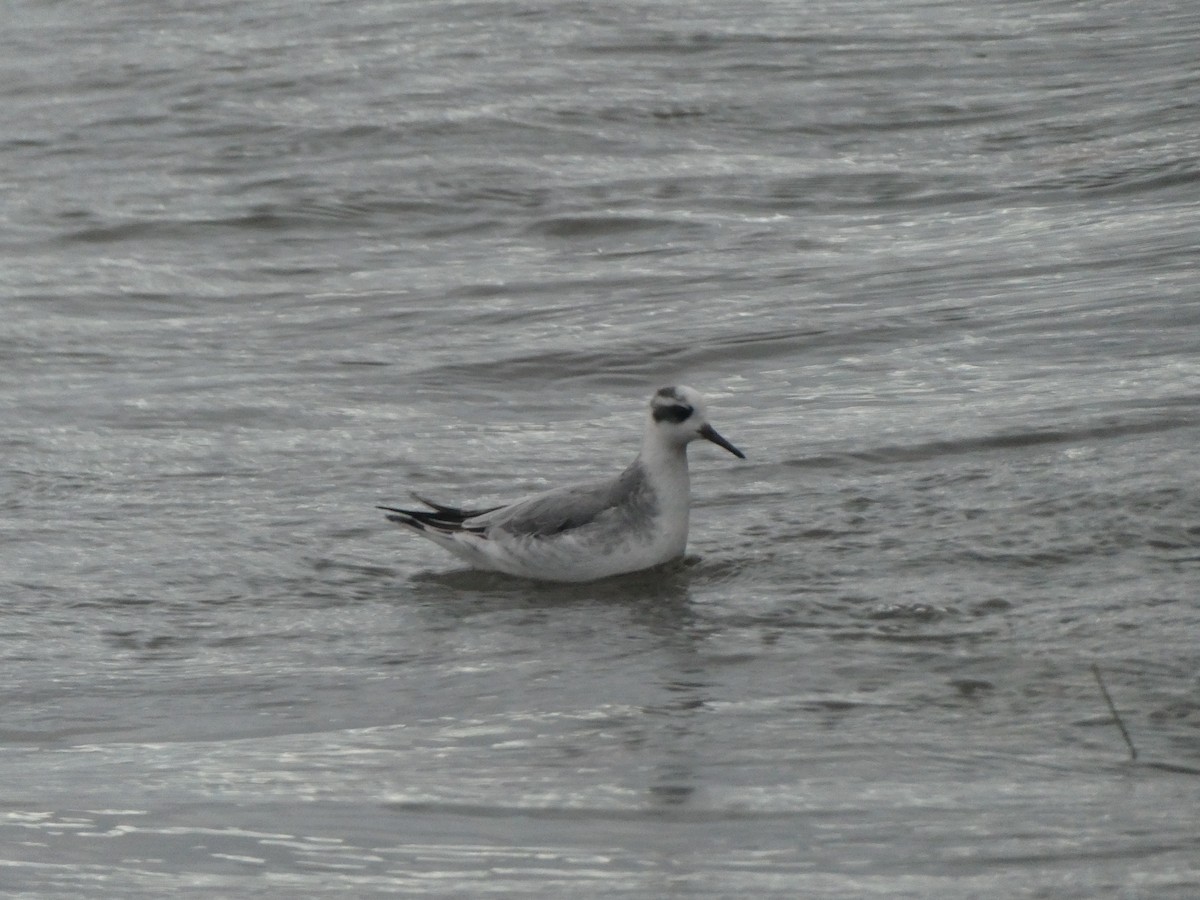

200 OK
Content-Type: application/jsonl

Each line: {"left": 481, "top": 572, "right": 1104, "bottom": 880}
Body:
{"left": 471, "top": 463, "right": 650, "bottom": 538}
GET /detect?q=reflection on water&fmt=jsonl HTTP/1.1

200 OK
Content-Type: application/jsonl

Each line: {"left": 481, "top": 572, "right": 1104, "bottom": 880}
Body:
{"left": 4, "top": 0, "right": 1200, "bottom": 894}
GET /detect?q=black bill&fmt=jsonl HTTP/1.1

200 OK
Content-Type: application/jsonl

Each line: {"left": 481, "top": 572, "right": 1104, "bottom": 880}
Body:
{"left": 699, "top": 423, "right": 746, "bottom": 459}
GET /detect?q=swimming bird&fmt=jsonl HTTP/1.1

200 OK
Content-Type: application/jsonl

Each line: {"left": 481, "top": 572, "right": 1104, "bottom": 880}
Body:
{"left": 378, "top": 386, "right": 745, "bottom": 582}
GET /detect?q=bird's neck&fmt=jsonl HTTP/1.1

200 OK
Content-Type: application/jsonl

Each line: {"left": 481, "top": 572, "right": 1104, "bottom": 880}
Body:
{"left": 637, "top": 429, "right": 691, "bottom": 496}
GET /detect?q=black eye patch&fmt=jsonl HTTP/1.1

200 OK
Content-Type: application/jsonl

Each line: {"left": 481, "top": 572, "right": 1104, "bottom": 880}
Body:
{"left": 653, "top": 403, "right": 694, "bottom": 424}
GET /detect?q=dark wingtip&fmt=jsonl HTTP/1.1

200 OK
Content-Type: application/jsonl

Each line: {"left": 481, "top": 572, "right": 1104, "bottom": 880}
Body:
{"left": 377, "top": 505, "right": 424, "bottom": 529}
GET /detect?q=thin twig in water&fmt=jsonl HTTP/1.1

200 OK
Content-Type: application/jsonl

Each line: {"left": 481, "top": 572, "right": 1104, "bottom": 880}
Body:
{"left": 1091, "top": 663, "right": 1138, "bottom": 762}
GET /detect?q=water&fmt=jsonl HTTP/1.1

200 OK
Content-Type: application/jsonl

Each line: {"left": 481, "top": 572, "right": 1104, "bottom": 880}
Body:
{"left": 3, "top": 0, "right": 1200, "bottom": 896}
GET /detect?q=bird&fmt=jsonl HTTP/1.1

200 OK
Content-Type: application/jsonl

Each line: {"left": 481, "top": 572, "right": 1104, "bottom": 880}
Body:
{"left": 378, "top": 386, "right": 745, "bottom": 582}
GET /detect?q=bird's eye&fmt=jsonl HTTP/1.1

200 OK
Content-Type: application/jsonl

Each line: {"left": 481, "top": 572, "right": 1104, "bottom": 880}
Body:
{"left": 653, "top": 404, "right": 693, "bottom": 424}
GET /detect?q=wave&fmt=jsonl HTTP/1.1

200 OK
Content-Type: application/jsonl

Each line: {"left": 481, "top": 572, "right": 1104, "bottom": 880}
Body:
{"left": 786, "top": 405, "right": 1200, "bottom": 469}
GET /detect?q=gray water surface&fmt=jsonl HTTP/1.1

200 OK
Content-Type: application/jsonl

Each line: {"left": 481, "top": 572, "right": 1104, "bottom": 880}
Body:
{"left": 3, "top": 0, "right": 1200, "bottom": 896}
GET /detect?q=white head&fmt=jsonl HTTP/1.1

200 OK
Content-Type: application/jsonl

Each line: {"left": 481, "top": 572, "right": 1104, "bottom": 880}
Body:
{"left": 647, "top": 386, "right": 745, "bottom": 458}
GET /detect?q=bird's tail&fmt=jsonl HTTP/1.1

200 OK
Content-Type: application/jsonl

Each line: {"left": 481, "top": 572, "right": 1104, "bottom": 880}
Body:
{"left": 377, "top": 493, "right": 502, "bottom": 533}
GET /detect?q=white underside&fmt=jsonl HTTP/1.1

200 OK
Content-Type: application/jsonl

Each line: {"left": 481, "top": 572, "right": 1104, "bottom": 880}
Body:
{"left": 405, "top": 439, "right": 694, "bottom": 583}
